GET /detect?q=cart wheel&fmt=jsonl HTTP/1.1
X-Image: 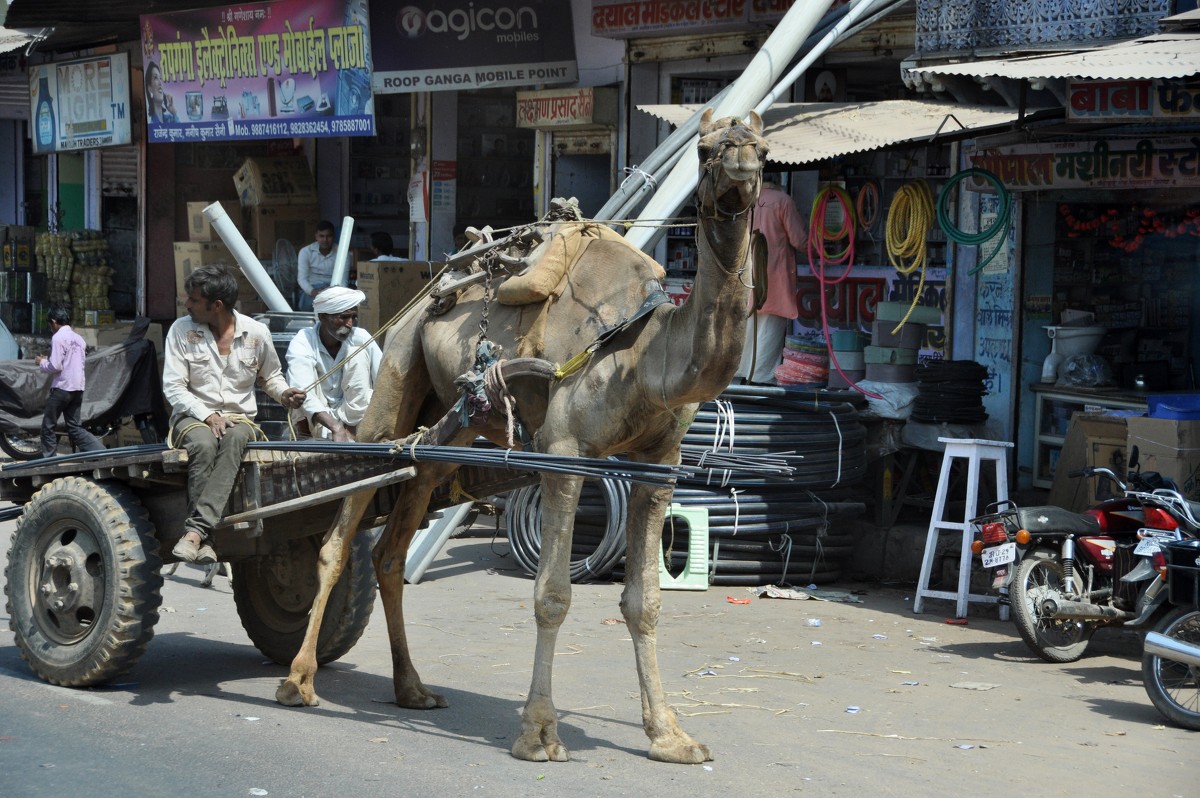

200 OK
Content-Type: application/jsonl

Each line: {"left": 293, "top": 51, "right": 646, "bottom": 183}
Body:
{"left": 232, "top": 528, "right": 377, "bottom": 666}
{"left": 1, "top": 430, "right": 42, "bottom": 460}
{"left": 4, "top": 477, "right": 163, "bottom": 686}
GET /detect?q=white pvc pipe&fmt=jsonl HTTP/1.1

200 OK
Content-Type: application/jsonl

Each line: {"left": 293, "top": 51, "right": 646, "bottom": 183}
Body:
{"left": 330, "top": 216, "right": 355, "bottom": 288}
{"left": 202, "top": 201, "right": 293, "bottom": 312}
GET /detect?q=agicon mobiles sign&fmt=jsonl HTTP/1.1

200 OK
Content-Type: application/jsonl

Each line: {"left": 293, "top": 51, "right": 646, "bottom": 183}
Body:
{"left": 370, "top": 0, "right": 577, "bottom": 92}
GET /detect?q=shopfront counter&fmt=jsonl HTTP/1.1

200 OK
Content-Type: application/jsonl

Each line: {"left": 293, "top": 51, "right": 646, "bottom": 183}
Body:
{"left": 1031, "top": 383, "right": 1148, "bottom": 488}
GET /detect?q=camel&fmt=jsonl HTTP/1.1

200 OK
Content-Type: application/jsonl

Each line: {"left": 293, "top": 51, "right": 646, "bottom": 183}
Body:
{"left": 275, "top": 108, "right": 768, "bottom": 764}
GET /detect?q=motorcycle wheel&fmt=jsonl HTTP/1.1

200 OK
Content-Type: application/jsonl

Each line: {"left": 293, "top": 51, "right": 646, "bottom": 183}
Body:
{"left": 1141, "top": 607, "right": 1200, "bottom": 731}
{"left": 1, "top": 430, "right": 42, "bottom": 460}
{"left": 1011, "top": 556, "right": 1095, "bottom": 663}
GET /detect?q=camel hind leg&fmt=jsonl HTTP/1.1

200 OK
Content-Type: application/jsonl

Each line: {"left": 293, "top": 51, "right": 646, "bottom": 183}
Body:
{"left": 276, "top": 488, "right": 378, "bottom": 707}
{"left": 277, "top": 328, "right": 433, "bottom": 708}
{"left": 370, "top": 430, "right": 479, "bottom": 710}
{"left": 622, "top": 478, "right": 712, "bottom": 763}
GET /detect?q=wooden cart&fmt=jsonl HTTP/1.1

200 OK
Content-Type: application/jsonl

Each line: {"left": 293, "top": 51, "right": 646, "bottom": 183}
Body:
{"left": 0, "top": 444, "right": 531, "bottom": 687}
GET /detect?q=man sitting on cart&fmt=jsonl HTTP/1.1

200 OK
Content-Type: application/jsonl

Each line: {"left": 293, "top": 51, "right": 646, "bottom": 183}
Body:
{"left": 162, "top": 265, "right": 306, "bottom": 564}
{"left": 285, "top": 286, "right": 382, "bottom": 442}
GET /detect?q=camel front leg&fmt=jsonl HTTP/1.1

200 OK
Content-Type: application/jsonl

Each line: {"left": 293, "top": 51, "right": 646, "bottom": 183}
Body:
{"left": 622, "top": 481, "right": 712, "bottom": 763}
{"left": 276, "top": 489, "right": 377, "bottom": 707}
{"left": 511, "top": 471, "right": 583, "bottom": 763}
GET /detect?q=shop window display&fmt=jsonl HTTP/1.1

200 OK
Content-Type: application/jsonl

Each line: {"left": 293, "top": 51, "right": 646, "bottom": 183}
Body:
{"left": 1054, "top": 200, "right": 1197, "bottom": 390}
{"left": 456, "top": 91, "right": 534, "bottom": 231}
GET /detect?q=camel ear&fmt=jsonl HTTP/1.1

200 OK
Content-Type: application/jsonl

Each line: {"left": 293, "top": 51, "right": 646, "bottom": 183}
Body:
{"left": 747, "top": 110, "right": 763, "bottom": 135}
{"left": 699, "top": 107, "right": 715, "bottom": 135}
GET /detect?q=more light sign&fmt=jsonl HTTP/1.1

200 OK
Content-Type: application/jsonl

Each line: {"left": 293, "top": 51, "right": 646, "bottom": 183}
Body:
{"left": 28, "top": 53, "right": 133, "bottom": 154}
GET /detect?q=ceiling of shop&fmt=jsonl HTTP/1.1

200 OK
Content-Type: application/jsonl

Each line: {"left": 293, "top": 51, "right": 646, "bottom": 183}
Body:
{"left": 639, "top": 100, "right": 1025, "bottom": 166}
{"left": 4, "top": 1, "right": 232, "bottom": 53}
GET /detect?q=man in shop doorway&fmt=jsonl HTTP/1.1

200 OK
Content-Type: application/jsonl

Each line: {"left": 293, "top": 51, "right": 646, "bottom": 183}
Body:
{"left": 735, "top": 175, "right": 808, "bottom": 385}
{"left": 35, "top": 307, "right": 106, "bottom": 459}
{"left": 163, "top": 265, "right": 305, "bottom": 564}
{"left": 369, "top": 231, "right": 405, "bottom": 261}
{"left": 298, "top": 220, "right": 337, "bottom": 311}
{"left": 285, "top": 286, "right": 382, "bottom": 442}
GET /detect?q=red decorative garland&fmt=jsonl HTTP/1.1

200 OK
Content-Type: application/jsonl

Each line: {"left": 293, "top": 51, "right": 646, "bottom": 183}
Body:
{"left": 1059, "top": 204, "right": 1200, "bottom": 253}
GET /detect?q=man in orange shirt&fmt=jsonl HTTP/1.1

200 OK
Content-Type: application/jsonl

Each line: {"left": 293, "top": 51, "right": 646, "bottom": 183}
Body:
{"left": 736, "top": 176, "right": 808, "bottom": 385}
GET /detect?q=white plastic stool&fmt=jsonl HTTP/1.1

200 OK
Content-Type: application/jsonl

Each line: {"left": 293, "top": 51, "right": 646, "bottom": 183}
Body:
{"left": 913, "top": 437, "right": 1012, "bottom": 619}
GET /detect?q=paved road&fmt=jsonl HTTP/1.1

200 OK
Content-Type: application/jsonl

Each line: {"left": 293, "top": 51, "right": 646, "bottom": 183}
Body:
{"left": 1, "top": 515, "right": 1193, "bottom": 797}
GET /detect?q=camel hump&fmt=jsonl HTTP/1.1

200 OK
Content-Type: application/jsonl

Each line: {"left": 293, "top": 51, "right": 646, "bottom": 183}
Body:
{"left": 496, "top": 222, "right": 666, "bottom": 306}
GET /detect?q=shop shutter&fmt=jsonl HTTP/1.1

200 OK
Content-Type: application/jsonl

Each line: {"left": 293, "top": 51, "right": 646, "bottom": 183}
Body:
{"left": 0, "top": 72, "right": 30, "bottom": 119}
{"left": 101, "top": 146, "right": 138, "bottom": 196}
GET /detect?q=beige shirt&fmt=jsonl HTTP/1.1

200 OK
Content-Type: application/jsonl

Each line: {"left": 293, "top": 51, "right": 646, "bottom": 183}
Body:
{"left": 163, "top": 311, "right": 289, "bottom": 426}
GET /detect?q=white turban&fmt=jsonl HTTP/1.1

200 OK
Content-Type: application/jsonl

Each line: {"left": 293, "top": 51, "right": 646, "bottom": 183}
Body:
{"left": 313, "top": 286, "right": 366, "bottom": 315}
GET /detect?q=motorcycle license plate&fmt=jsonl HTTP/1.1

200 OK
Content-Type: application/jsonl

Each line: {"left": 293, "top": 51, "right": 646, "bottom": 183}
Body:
{"left": 1134, "top": 538, "right": 1162, "bottom": 556}
{"left": 981, "top": 542, "right": 1016, "bottom": 568}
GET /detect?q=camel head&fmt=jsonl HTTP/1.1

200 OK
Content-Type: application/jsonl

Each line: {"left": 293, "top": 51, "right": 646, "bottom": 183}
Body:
{"left": 695, "top": 108, "right": 768, "bottom": 220}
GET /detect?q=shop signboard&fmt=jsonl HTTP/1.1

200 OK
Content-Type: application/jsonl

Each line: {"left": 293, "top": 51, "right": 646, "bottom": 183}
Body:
{"left": 1068, "top": 78, "right": 1200, "bottom": 121}
{"left": 27, "top": 53, "right": 133, "bottom": 154}
{"left": 590, "top": 0, "right": 846, "bottom": 38}
{"left": 970, "top": 138, "right": 1200, "bottom": 192}
{"left": 140, "top": 0, "right": 375, "bottom": 143}
{"left": 369, "top": 0, "right": 577, "bottom": 92}
{"left": 516, "top": 87, "right": 617, "bottom": 129}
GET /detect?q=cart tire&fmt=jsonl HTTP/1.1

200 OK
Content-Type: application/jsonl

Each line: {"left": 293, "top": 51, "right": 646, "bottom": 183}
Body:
{"left": 232, "top": 529, "right": 377, "bottom": 666}
{"left": 1, "top": 430, "right": 42, "bottom": 460}
{"left": 4, "top": 477, "right": 163, "bottom": 686}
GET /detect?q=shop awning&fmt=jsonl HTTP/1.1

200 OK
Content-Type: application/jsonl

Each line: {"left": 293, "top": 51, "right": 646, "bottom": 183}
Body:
{"left": 637, "top": 100, "right": 1022, "bottom": 166}
{"left": 908, "top": 33, "right": 1200, "bottom": 82}
{"left": 0, "top": 27, "right": 36, "bottom": 55}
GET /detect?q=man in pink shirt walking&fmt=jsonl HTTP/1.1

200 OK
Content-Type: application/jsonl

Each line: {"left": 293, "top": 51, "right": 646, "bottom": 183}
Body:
{"left": 35, "top": 307, "right": 105, "bottom": 459}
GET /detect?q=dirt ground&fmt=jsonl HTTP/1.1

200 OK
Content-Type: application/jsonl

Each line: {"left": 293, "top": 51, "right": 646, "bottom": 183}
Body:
{"left": 1, "top": 518, "right": 1194, "bottom": 796}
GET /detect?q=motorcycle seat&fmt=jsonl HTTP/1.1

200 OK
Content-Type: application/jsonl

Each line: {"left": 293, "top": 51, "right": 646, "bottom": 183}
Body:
{"left": 1016, "top": 505, "right": 1101, "bottom": 535}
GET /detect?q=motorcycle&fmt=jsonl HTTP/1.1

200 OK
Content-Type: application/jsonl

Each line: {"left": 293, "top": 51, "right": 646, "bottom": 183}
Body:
{"left": 972, "top": 453, "right": 1198, "bottom": 663}
{"left": 1141, "top": 537, "right": 1200, "bottom": 730}
{"left": 0, "top": 319, "right": 168, "bottom": 460}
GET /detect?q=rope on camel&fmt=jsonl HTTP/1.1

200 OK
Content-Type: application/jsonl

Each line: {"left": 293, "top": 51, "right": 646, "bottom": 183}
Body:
{"left": 884, "top": 179, "right": 935, "bottom": 334}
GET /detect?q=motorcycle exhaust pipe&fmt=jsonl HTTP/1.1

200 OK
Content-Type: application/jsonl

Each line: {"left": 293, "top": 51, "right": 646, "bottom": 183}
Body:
{"left": 1038, "top": 597, "right": 1136, "bottom": 622}
{"left": 1145, "top": 631, "right": 1200, "bottom": 668}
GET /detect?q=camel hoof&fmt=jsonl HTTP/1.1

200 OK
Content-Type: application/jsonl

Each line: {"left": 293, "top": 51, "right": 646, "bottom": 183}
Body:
{"left": 276, "top": 678, "right": 320, "bottom": 707}
{"left": 396, "top": 686, "right": 448, "bottom": 710}
{"left": 649, "top": 738, "right": 712, "bottom": 764}
{"left": 511, "top": 734, "right": 570, "bottom": 763}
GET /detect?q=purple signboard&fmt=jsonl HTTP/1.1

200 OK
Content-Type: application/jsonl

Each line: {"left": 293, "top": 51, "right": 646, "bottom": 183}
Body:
{"left": 140, "top": 0, "right": 375, "bottom": 143}
{"left": 369, "top": 0, "right": 577, "bottom": 92}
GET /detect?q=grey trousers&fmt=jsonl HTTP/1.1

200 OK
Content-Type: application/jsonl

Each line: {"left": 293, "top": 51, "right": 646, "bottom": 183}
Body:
{"left": 172, "top": 416, "right": 254, "bottom": 541}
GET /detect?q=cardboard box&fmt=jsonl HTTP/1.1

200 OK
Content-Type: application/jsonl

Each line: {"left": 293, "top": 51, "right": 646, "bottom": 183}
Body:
{"left": 246, "top": 205, "right": 319, "bottom": 259}
{"left": 1047, "top": 413, "right": 1128, "bottom": 512}
{"left": 187, "top": 200, "right": 244, "bottom": 242}
{"left": 1126, "top": 416, "right": 1200, "bottom": 501}
{"left": 356, "top": 260, "right": 435, "bottom": 332}
{"left": 173, "top": 241, "right": 259, "bottom": 299}
{"left": 233, "top": 156, "right": 318, "bottom": 207}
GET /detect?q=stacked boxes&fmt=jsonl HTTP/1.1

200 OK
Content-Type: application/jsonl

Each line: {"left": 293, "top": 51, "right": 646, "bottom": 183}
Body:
{"left": 828, "top": 328, "right": 866, "bottom": 389}
{"left": 233, "top": 156, "right": 318, "bottom": 208}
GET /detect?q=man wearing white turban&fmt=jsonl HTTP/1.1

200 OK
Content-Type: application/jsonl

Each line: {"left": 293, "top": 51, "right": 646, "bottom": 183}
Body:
{"left": 286, "top": 286, "right": 383, "bottom": 441}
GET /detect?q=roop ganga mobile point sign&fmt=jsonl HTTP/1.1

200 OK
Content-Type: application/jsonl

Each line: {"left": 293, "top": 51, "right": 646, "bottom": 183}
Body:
{"left": 369, "top": 0, "right": 578, "bottom": 92}
{"left": 140, "top": 0, "right": 376, "bottom": 143}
